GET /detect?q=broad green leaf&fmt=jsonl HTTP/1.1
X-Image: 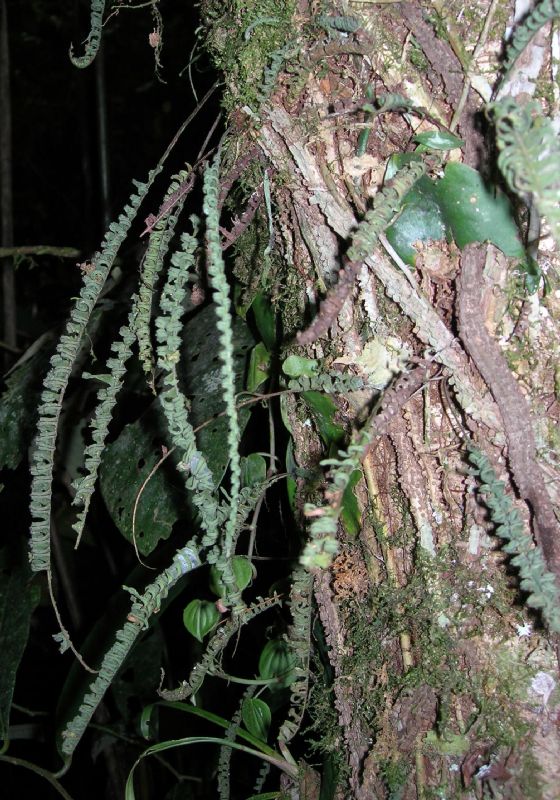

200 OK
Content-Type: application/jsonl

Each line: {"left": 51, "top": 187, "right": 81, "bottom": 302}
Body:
{"left": 341, "top": 469, "right": 362, "bottom": 537}
{"left": 182, "top": 599, "right": 220, "bottom": 642}
{"left": 435, "top": 163, "right": 524, "bottom": 256}
{"left": 247, "top": 342, "right": 270, "bottom": 392}
{"left": 413, "top": 130, "right": 464, "bottom": 150}
{"left": 209, "top": 557, "right": 254, "bottom": 598}
{"left": 385, "top": 176, "right": 447, "bottom": 266}
{"left": 282, "top": 355, "right": 319, "bottom": 378}
{"left": 258, "top": 639, "right": 295, "bottom": 687}
{"left": 100, "top": 410, "right": 181, "bottom": 556}
{"left": 251, "top": 292, "right": 276, "bottom": 352}
{"left": 242, "top": 697, "right": 271, "bottom": 741}
{"left": 302, "top": 391, "right": 344, "bottom": 447}
{"left": 241, "top": 453, "right": 267, "bottom": 487}
{"left": 0, "top": 561, "right": 40, "bottom": 740}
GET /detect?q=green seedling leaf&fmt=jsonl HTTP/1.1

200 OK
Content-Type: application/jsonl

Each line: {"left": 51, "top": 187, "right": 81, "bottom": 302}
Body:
{"left": 302, "top": 391, "right": 344, "bottom": 447}
{"left": 100, "top": 410, "right": 181, "bottom": 556}
{"left": 385, "top": 152, "right": 423, "bottom": 182}
{"left": 247, "top": 342, "right": 270, "bottom": 392}
{"left": 251, "top": 292, "right": 276, "bottom": 352}
{"left": 341, "top": 469, "right": 362, "bottom": 537}
{"left": 385, "top": 176, "right": 447, "bottom": 266}
{"left": 435, "top": 163, "right": 524, "bottom": 256}
{"left": 282, "top": 355, "right": 319, "bottom": 378}
{"left": 242, "top": 697, "right": 271, "bottom": 741}
{"left": 182, "top": 599, "right": 220, "bottom": 642}
{"left": 209, "top": 556, "right": 254, "bottom": 598}
{"left": 241, "top": 453, "right": 267, "bottom": 487}
{"left": 0, "top": 562, "right": 40, "bottom": 740}
{"left": 413, "top": 130, "right": 464, "bottom": 150}
{"left": 258, "top": 639, "right": 295, "bottom": 687}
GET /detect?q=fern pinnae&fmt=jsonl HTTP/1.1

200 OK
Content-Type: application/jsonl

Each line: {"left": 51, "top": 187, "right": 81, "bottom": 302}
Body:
{"left": 135, "top": 169, "right": 192, "bottom": 385}
{"left": 279, "top": 567, "right": 312, "bottom": 745}
{"left": 29, "top": 171, "right": 160, "bottom": 573}
{"left": 489, "top": 98, "right": 560, "bottom": 247}
{"left": 203, "top": 154, "right": 243, "bottom": 609}
{"left": 501, "top": 0, "right": 560, "bottom": 79}
{"left": 72, "top": 312, "right": 136, "bottom": 546}
{"left": 469, "top": 447, "right": 560, "bottom": 633}
{"left": 61, "top": 544, "right": 200, "bottom": 757}
{"left": 155, "top": 219, "right": 221, "bottom": 548}
{"left": 70, "top": 0, "right": 105, "bottom": 68}
{"left": 217, "top": 685, "right": 257, "bottom": 800}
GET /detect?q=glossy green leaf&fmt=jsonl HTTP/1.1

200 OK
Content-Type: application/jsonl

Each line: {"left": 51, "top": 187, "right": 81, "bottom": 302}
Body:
{"left": 247, "top": 342, "right": 270, "bottom": 392}
{"left": 241, "top": 697, "right": 271, "bottom": 741}
{"left": 0, "top": 561, "right": 40, "bottom": 740}
{"left": 282, "top": 355, "right": 319, "bottom": 378}
{"left": 241, "top": 453, "right": 267, "bottom": 487}
{"left": 251, "top": 292, "right": 276, "bottom": 352}
{"left": 209, "top": 556, "right": 254, "bottom": 598}
{"left": 435, "top": 163, "right": 524, "bottom": 256}
{"left": 258, "top": 639, "right": 295, "bottom": 687}
{"left": 341, "top": 469, "right": 362, "bottom": 537}
{"left": 182, "top": 599, "right": 220, "bottom": 642}
{"left": 413, "top": 130, "right": 464, "bottom": 150}
{"left": 100, "top": 410, "right": 181, "bottom": 555}
{"left": 385, "top": 176, "right": 447, "bottom": 265}
{"left": 302, "top": 391, "right": 344, "bottom": 447}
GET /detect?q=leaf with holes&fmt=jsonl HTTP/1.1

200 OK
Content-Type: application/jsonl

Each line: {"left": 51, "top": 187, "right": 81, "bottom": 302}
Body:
{"left": 242, "top": 697, "right": 271, "bottom": 741}
{"left": 99, "top": 408, "right": 182, "bottom": 556}
{"left": 182, "top": 599, "right": 220, "bottom": 642}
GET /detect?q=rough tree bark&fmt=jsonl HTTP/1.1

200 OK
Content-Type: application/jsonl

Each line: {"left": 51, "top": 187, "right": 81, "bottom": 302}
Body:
{"left": 201, "top": 1, "right": 560, "bottom": 797}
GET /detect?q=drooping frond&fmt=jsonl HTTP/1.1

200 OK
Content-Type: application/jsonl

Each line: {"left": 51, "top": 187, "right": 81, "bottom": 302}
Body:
{"left": 489, "top": 98, "right": 560, "bottom": 247}
{"left": 69, "top": 0, "right": 106, "bottom": 68}
{"left": 61, "top": 544, "right": 200, "bottom": 757}
{"left": 501, "top": 0, "right": 560, "bottom": 79}
{"left": 29, "top": 171, "right": 159, "bottom": 573}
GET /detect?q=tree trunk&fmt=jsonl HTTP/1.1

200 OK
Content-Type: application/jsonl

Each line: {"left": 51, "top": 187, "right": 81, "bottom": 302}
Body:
{"left": 201, "top": 1, "right": 560, "bottom": 797}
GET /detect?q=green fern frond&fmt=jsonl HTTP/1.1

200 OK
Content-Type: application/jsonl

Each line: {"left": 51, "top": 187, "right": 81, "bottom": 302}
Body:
{"left": 203, "top": 154, "right": 243, "bottom": 608}
{"left": 469, "top": 447, "right": 560, "bottom": 633}
{"left": 489, "top": 97, "right": 560, "bottom": 247}
{"left": 501, "top": 0, "right": 560, "bottom": 78}
{"left": 135, "top": 170, "right": 192, "bottom": 384}
{"left": 217, "top": 686, "right": 257, "bottom": 800}
{"left": 71, "top": 313, "right": 136, "bottom": 544}
{"left": 69, "top": 0, "right": 105, "bottom": 68}
{"left": 155, "top": 219, "right": 221, "bottom": 548}
{"left": 347, "top": 161, "right": 426, "bottom": 262}
{"left": 287, "top": 371, "right": 364, "bottom": 393}
{"left": 29, "top": 171, "right": 159, "bottom": 573}
{"left": 60, "top": 544, "right": 200, "bottom": 757}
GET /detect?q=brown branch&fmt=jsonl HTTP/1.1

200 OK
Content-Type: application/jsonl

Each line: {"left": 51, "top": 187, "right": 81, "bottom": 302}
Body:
{"left": 221, "top": 184, "right": 264, "bottom": 252}
{"left": 457, "top": 243, "right": 560, "bottom": 583}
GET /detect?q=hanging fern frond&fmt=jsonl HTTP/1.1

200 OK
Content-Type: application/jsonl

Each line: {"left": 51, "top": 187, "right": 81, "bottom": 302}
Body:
{"left": 69, "top": 0, "right": 105, "bottom": 68}
{"left": 488, "top": 98, "right": 560, "bottom": 247}
{"left": 155, "top": 220, "right": 221, "bottom": 548}
{"left": 287, "top": 371, "right": 364, "bottom": 393}
{"left": 469, "top": 448, "right": 560, "bottom": 634}
{"left": 203, "top": 154, "right": 243, "bottom": 609}
{"left": 501, "top": 0, "right": 560, "bottom": 78}
{"left": 61, "top": 544, "right": 200, "bottom": 757}
{"left": 347, "top": 160, "right": 426, "bottom": 263}
{"left": 257, "top": 42, "right": 296, "bottom": 106}
{"left": 159, "top": 595, "right": 281, "bottom": 702}
{"left": 29, "top": 171, "right": 159, "bottom": 573}
{"left": 278, "top": 567, "right": 312, "bottom": 745}
{"left": 135, "top": 169, "right": 193, "bottom": 383}
{"left": 71, "top": 312, "right": 136, "bottom": 545}
{"left": 217, "top": 685, "right": 257, "bottom": 800}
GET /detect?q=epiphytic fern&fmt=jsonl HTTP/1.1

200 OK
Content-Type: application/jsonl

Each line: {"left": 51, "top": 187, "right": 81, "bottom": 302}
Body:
{"left": 135, "top": 169, "right": 193, "bottom": 384}
{"left": 29, "top": 170, "right": 160, "bottom": 574}
{"left": 217, "top": 685, "right": 257, "bottom": 800}
{"left": 71, "top": 311, "right": 137, "bottom": 546}
{"left": 203, "top": 154, "right": 244, "bottom": 609}
{"left": 61, "top": 544, "right": 200, "bottom": 757}
{"left": 70, "top": 0, "right": 105, "bottom": 68}
{"left": 501, "top": 0, "right": 560, "bottom": 79}
{"left": 155, "top": 220, "right": 221, "bottom": 549}
{"left": 469, "top": 448, "right": 560, "bottom": 633}
{"left": 488, "top": 97, "right": 560, "bottom": 248}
